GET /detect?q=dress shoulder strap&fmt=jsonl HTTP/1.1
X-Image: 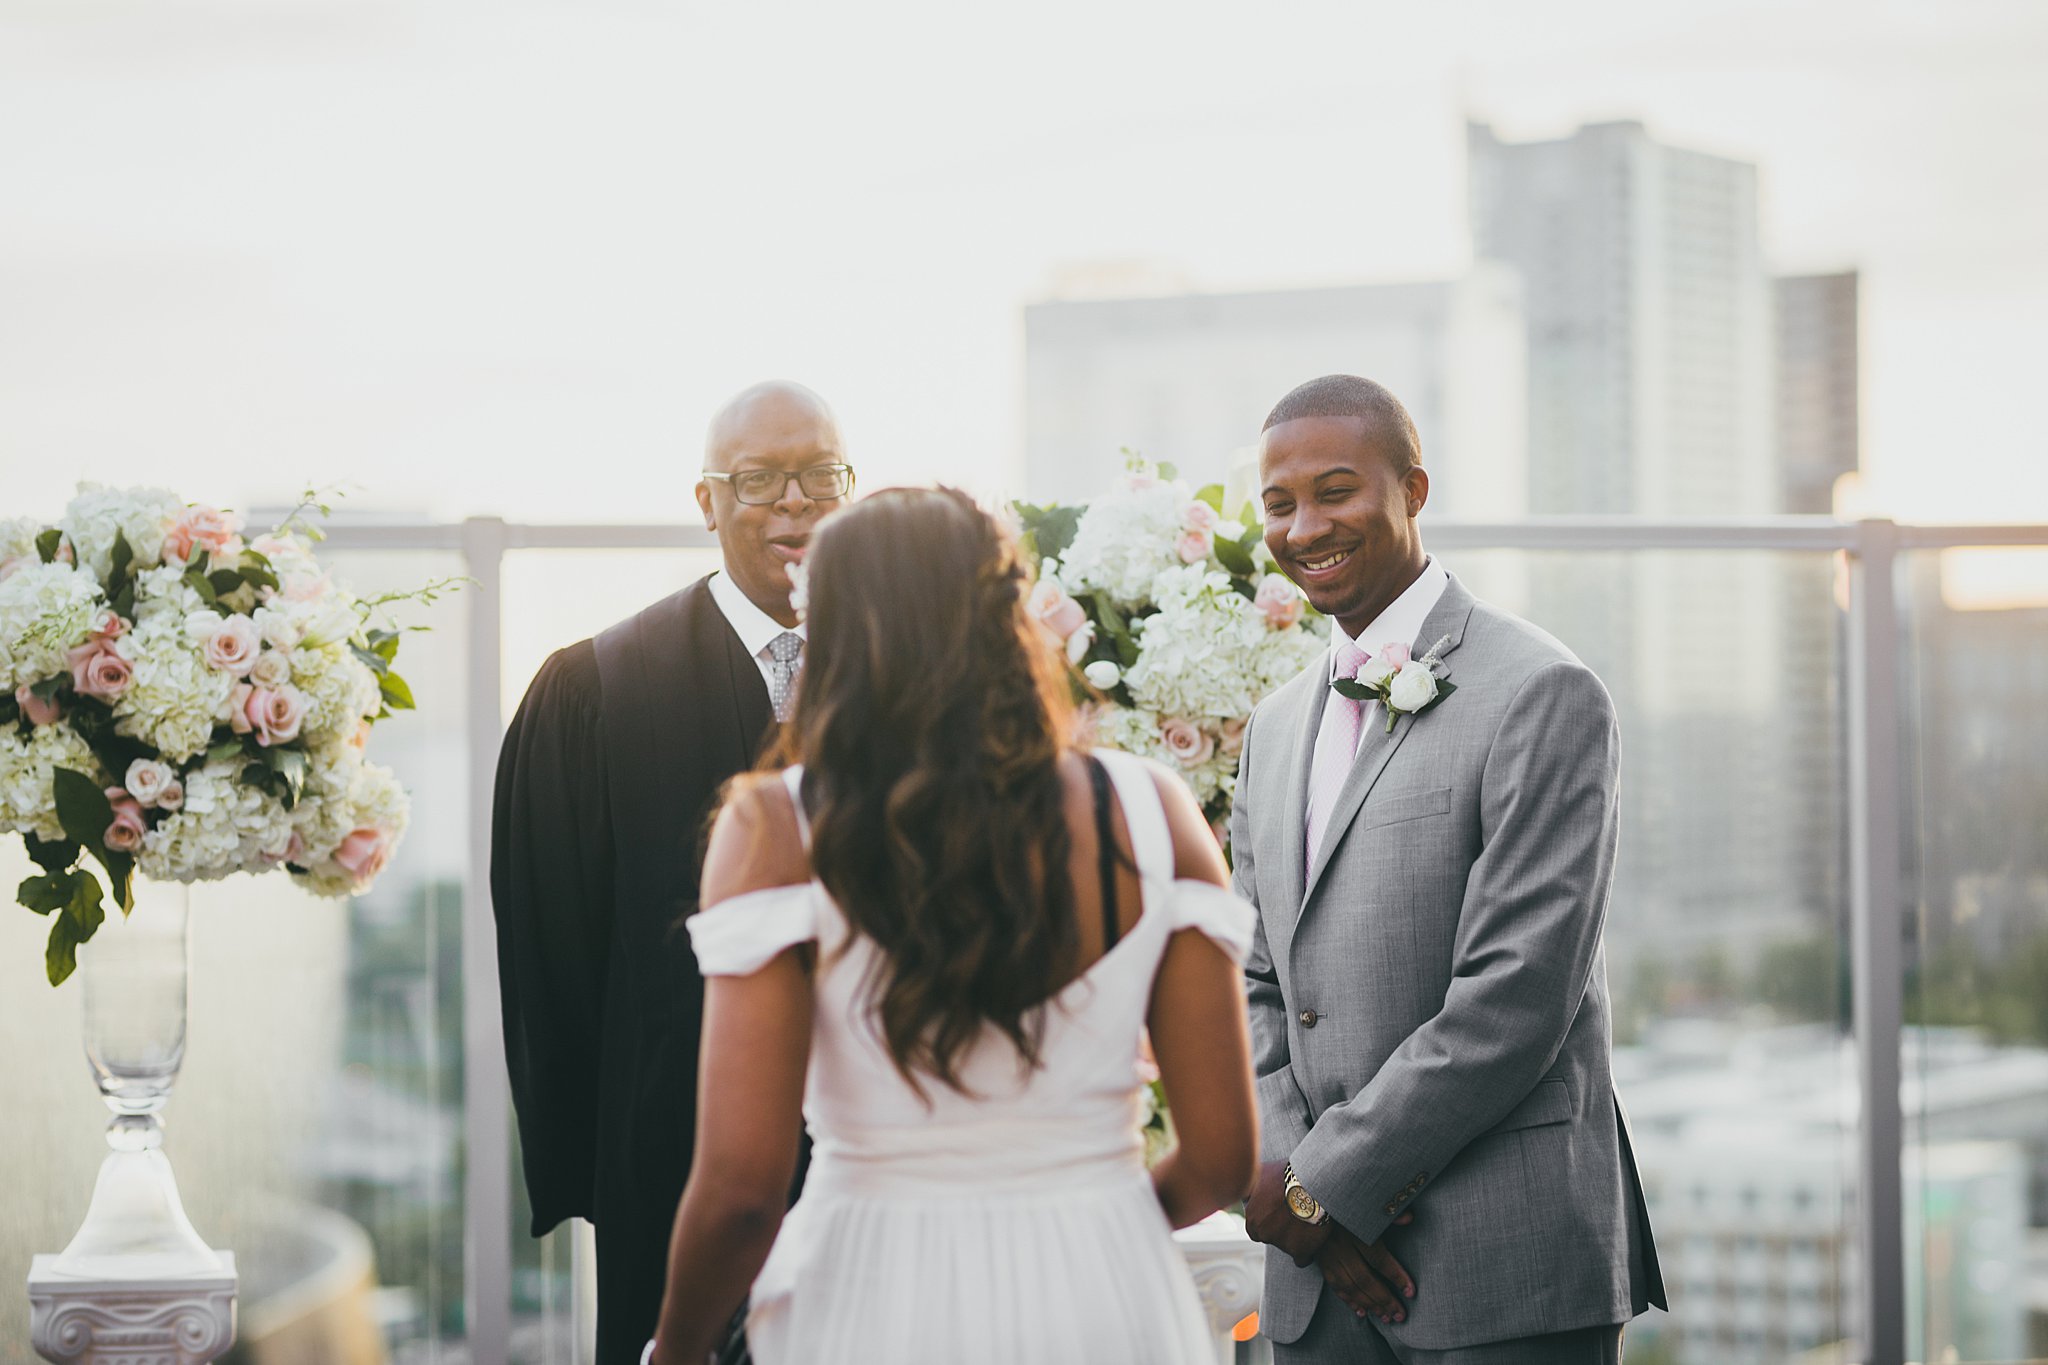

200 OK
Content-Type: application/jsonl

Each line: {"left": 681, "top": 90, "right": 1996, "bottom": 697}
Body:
{"left": 1091, "top": 749, "right": 1173, "bottom": 887}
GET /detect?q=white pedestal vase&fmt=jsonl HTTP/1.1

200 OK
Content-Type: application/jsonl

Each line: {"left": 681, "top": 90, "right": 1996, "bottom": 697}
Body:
{"left": 1174, "top": 1210, "right": 1269, "bottom": 1365}
{"left": 26, "top": 884, "right": 238, "bottom": 1365}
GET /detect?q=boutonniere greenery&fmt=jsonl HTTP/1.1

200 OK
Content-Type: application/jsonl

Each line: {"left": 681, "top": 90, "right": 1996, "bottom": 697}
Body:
{"left": 1331, "top": 634, "right": 1457, "bottom": 734}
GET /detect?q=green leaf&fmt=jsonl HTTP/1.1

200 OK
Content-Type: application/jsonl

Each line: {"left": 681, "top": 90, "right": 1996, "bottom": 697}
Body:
{"left": 1213, "top": 534, "right": 1255, "bottom": 577}
{"left": 36, "top": 528, "right": 63, "bottom": 564}
{"left": 1240, "top": 500, "right": 1262, "bottom": 532}
{"left": 111, "top": 582, "right": 136, "bottom": 619}
{"left": 240, "top": 548, "right": 274, "bottom": 574}
{"left": 29, "top": 675, "right": 65, "bottom": 703}
{"left": 1195, "top": 483, "right": 1225, "bottom": 512}
{"left": 1023, "top": 505, "right": 1082, "bottom": 565}
{"left": 1331, "top": 678, "right": 1378, "bottom": 702}
{"left": 19, "top": 871, "right": 74, "bottom": 914}
{"left": 23, "top": 832, "right": 80, "bottom": 875}
{"left": 62, "top": 874, "right": 106, "bottom": 937}
{"left": 349, "top": 643, "right": 390, "bottom": 676}
{"left": 184, "top": 570, "right": 219, "bottom": 609}
{"left": 51, "top": 768, "right": 133, "bottom": 911}
{"left": 368, "top": 629, "right": 400, "bottom": 664}
{"left": 53, "top": 767, "right": 114, "bottom": 850}
{"left": 108, "top": 530, "right": 133, "bottom": 593}
{"left": 1156, "top": 461, "right": 1179, "bottom": 483}
{"left": 379, "top": 670, "right": 416, "bottom": 712}
{"left": 207, "top": 737, "right": 246, "bottom": 765}
{"left": 208, "top": 569, "right": 244, "bottom": 597}
{"left": 240, "top": 565, "right": 279, "bottom": 593}
{"left": 47, "top": 915, "right": 83, "bottom": 986}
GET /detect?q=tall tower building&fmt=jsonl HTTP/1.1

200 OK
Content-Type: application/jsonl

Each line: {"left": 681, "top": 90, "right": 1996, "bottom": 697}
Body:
{"left": 1774, "top": 272, "right": 1862, "bottom": 516}
{"left": 1467, "top": 119, "right": 1827, "bottom": 964}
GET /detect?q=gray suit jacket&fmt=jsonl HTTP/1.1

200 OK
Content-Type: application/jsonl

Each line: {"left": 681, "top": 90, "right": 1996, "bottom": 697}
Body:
{"left": 1233, "top": 570, "right": 1666, "bottom": 1350}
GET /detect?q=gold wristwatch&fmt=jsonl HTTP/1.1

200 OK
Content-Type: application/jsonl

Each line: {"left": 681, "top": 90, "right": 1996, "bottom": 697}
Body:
{"left": 1282, "top": 1163, "right": 1329, "bottom": 1225}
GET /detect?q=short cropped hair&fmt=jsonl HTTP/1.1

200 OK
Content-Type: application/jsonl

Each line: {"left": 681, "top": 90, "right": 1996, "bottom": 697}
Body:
{"left": 1262, "top": 374, "right": 1421, "bottom": 473}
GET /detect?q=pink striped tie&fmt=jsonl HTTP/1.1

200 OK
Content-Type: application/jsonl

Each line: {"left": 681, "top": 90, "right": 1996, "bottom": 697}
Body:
{"left": 1306, "top": 641, "right": 1371, "bottom": 877}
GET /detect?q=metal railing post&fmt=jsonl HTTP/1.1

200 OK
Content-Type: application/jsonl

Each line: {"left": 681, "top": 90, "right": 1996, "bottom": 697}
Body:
{"left": 1847, "top": 518, "right": 1906, "bottom": 1365}
{"left": 461, "top": 516, "right": 513, "bottom": 1364}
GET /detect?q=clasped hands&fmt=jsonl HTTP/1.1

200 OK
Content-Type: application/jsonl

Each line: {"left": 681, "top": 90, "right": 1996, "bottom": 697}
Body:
{"left": 1243, "top": 1159, "right": 1416, "bottom": 1326}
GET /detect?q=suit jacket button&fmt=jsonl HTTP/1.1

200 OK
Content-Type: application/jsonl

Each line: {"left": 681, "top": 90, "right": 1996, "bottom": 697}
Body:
{"left": 1384, "top": 1202, "right": 1399, "bottom": 1216}
{"left": 1299, "top": 1009, "right": 1318, "bottom": 1028}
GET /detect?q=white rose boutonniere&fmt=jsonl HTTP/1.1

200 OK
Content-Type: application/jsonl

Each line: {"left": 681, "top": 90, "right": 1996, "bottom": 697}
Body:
{"left": 1332, "top": 634, "right": 1457, "bottom": 733}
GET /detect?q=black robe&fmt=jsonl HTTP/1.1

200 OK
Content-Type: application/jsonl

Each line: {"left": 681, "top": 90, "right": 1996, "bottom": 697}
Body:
{"left": 491, "top": 576, "right": 774, "bottom": 1364}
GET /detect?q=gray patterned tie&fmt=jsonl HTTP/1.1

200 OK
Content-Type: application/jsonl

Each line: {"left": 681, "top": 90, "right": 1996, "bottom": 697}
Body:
{"left": 763, "top": 631, "right": 804, "bottom": 722}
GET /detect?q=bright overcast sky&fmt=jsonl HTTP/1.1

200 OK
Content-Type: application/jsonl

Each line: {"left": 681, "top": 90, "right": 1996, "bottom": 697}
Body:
{"left": 3, "top": 0, "right": 2044, "bottom": 526}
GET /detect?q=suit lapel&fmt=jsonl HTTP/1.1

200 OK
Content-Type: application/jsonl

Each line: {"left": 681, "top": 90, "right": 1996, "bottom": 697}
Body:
{"left": 1298, "top": 574, "right": 1479, "bottom": 913}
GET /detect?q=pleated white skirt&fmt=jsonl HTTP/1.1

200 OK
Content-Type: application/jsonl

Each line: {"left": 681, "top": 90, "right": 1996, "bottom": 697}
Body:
{"left": 747, "top": 1166, "right": 1216, "bottom": 1365}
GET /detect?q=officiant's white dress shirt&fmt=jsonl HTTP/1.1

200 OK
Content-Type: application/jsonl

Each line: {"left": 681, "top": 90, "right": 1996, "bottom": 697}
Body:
{"left": 709, "top": 569, "right": 806, "bottom": 691}
{"left": 1317, "top": 554, "right": 1449, "bottom": 727}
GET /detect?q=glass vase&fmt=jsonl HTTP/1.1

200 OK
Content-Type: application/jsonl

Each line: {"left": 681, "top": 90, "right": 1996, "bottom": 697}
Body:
{"left": 51, "top": 880, "right": 225, "bottom": 1279}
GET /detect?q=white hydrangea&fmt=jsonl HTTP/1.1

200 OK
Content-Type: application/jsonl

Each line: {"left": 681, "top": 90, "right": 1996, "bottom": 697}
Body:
{"left": 297, "top": 755, "right": 410, "bottom": 898}
{"left": 289, "top": 743, "right": 360, "bottom": 868}
{"left": 130, "top": 565, "right": 207, "bottom": 627}
{"left": 0, "top": 561, "right": 104, "bottom": 688}
{"left": 1055, "top": 479, "right": 1198, "bottom": 608}
{"left": 112, "top": 615, "right": 236, "bottom": 763}
{"left": 292, "top": 644, "right": 382, "bottom": 747}
{"left": 0, "top": 722, "right": 105, "bottom": 841}
{"left": 0, "top": 517, "right": 40, "bottom": 574}
{"left": 136, "top": 756, "right": 293, "bottom": 883}
{"left": 60, "top": 483, "right": 182, "bottom": 582}
{"left": 1091, "top": 705, "right": 1240, "bottom": 808}
{"left": 1123, "top": 565, "right": 1323, "bottom": 720}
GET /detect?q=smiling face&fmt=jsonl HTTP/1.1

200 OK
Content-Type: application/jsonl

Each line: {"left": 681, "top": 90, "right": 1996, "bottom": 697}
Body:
{"left": 695, "top": 384, "right": 850, "bottom": 628}
{"left": 1259, "top": 415, "right": 1430, "bottom": 638}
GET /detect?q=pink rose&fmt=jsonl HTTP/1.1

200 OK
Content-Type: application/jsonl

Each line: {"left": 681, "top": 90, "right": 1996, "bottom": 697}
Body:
{"left": 201, "top": 614, "right": 261, "bottom": 675}
{"left": 89, "top": 608, "right": 127, "bottom": 641}
{"left": 1175, "top": 528, "right": 1214, "bottom": 564}
{"left": 68, "top": 642, "right": 133, "bottom": 700}
{"left": 1026, "top": 578, "right": 1089, "bottom": 645}
{"left": 284, "top": 830, "right": 306, "bottom": 865}
{"left": 280, "top": 571, "right": 333, "bottom": 604}
{"left": 1182, "top": 501, "right": 1221, "bottom": 533}
{"left": 1377, "top": 642, "right": 1412, "bottom": 672}
{"left": 332, "top": 827, "right": 395, "bottom": 886}
{"left": 226, "top": 682, "right": 255, "bottom": 734}
{"left": 156, "top": 778, "right": 184, "bottom": 812}
{"left": 1253, "top": 574, "right": 1303, "bottom": 630}
{"left": 102, "top": 789, "right": 147, "bottom": 853}
{"left": 1159, "top": 717, "right": 1216, "bottom": 767}
{"left": 1219, "top": 715, "right": 1248, "bottom": 756}
{"left": 15, "top": 684, "right": 61, "bottom": 726}
{"left": 245, "top": 685, "right": 307, "bottom": 747}
{"left": 161, "top": 506, "right": 243, "bottom": 567}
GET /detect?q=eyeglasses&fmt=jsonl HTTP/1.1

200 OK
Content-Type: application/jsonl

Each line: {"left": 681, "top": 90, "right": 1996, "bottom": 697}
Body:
{"left": 702, "top": 463, "right": 855, "bottom": 506}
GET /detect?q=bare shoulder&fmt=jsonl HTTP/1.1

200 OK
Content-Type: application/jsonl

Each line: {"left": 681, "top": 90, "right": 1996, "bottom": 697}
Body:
{"left": 1135, "top": 758, "right": 1228, "bottom": 888}
{"left": 701, "top": 770, "right": 811, "bottom": 907}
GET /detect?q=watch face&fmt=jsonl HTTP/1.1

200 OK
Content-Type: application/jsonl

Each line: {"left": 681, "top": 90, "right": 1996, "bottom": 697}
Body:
{"left": 1285, "top": 1185, "right": 1318, "bottom": 1220}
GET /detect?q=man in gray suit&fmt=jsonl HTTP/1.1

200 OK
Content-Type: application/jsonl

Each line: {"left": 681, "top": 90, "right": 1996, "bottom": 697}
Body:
{"left": 1233, "top": 375, "right": 1665, "bottom": 1363}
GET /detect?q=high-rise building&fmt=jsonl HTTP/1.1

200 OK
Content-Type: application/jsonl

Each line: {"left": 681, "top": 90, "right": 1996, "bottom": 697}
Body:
{"left": 1022, "top": 268, "right": 1527, "bottom": 518}
{"left": 1467, "top": 119, "right": 1835, "bottom": 963}
{"left": 1774, "top": 272, "right": 1861, "bottom": 516}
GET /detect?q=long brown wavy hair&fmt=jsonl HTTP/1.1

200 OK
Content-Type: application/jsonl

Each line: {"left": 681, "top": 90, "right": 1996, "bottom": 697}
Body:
{"left": 770, "top": 486, "right": 1083, "bottom": 1096}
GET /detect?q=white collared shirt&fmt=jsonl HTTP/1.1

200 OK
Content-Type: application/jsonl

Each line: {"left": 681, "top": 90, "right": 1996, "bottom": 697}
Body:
{"left": 708, "top": 569, "right": 805, "bottom": 692}
{"left": 1317, "top": 554, "right": 1450, "bottom": 743}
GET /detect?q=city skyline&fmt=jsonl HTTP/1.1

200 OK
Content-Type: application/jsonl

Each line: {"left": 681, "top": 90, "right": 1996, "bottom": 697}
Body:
{"left": 3, "top": 1, "right": 2045, "bottom": 537}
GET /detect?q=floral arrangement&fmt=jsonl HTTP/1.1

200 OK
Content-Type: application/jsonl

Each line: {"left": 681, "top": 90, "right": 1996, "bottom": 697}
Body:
{"left": 1, "top": 485, "right": 434, "bottom": 985}
{"left": 1014, "top": 455, "right": 1326, "bottom": 839}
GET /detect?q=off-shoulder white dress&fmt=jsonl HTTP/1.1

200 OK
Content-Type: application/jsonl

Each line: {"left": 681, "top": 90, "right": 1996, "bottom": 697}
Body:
{"left": 687, "top": 749, "right": 1254, "bottom": 1365}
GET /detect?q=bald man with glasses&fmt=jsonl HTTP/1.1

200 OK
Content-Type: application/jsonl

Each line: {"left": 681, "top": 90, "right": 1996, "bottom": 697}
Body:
{"left": 492, "top": 382, "right": 853, "bottom": 1363}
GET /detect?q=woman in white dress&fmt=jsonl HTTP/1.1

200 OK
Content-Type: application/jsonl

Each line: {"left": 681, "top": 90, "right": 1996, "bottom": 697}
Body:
{"left": 644, "top": 487, "right": 1260, "bottom": 1365}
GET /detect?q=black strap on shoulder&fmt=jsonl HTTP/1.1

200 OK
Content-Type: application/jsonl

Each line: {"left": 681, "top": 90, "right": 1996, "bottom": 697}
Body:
{"left": 1086, "top": 755, "right": 1121, "bottom": 952}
